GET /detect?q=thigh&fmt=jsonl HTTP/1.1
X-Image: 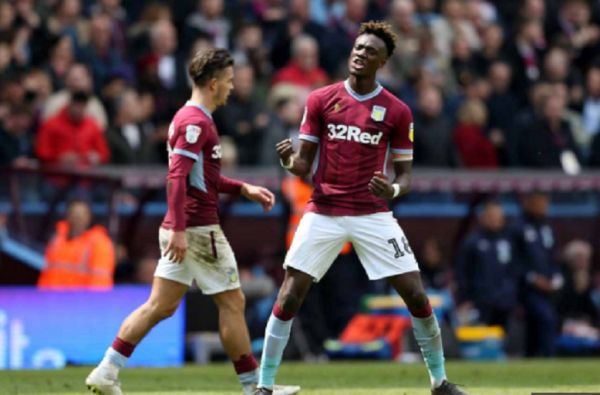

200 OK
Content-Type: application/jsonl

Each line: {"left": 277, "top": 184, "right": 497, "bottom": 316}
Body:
{"left": 186, "top": 226, "right": 241, "bottom": 295}
{"left": 155, "top": 227, "right": 194, "bottom": 286}
{"left": 349, "top": 212, "right": 419, "bottom": 280}
{"left": 148, "top": 276, "right": 189, "bottom": 309}
{"left": 284, "top": 213, "right": 348, "bottom": 282}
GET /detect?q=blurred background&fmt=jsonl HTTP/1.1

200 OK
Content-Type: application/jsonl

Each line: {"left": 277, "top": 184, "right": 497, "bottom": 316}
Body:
{"left": 0, "top": 0, "right": 599, "bottom": 370}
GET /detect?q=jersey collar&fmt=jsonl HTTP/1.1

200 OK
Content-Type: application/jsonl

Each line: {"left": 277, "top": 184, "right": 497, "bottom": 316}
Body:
{"left": 186, "top": 100, "right": 213, "bottom": 119}
{"left": 344, "top": 79, "right": 383, "bottom": 102}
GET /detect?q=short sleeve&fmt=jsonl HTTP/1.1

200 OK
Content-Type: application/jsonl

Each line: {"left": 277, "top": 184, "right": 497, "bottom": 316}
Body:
{"left": 390, "top": 105, "right": 414, "bottom": 162}
{"left": 299, "top": 92, "right": 322, "bottom": 144}
{"left": 170, "top": 120, "right": 209, "bottom": 161}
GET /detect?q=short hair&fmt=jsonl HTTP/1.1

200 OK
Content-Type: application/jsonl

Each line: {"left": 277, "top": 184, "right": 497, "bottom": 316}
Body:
{"left": 358, "top": 21, "right": 398, "bottom": 58}
{"left": 188, "top": 48, "right": 234, "bottom": 87}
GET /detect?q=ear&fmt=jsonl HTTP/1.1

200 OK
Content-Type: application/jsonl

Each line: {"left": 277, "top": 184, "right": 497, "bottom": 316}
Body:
{"left": 208, "top": 77, "right": 218, "bottom": 92}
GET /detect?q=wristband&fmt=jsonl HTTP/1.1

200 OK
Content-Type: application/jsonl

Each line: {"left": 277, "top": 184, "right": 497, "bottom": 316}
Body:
{"left": 280, "top": 156, "right": 294, "bottom": 170}
{"left": 392, "top": 183, "right": 401, "bottom": 198}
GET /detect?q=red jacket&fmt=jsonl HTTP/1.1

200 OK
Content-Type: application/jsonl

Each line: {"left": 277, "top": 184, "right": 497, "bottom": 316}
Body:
{"left": 36, "top": 107, "right": 110, "bottom": 166}
{"left": 453, "top": 124, "right": 498, "bottom": 168}
{"left": 272, "top": 61, "right": 328, "bottom": 89}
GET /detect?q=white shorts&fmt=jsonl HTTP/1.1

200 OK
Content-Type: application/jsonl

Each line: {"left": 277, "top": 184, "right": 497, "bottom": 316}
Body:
{"left": 284, "top": 212, "right": 419, "bottom": 281}
{"left": 155, "top": 225, "right": 240, "bottom": 295}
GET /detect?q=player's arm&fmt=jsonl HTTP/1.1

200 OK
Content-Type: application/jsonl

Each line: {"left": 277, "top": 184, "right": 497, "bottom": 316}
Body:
{"left": 276, "top": 138, "right": 318, "bottom": 178}
{"left": 164, "top": 124, "right": 205, "bottom": 263}
{"left": 219, "top": 175, "right": 275, "bottom": 212}
{"left": 368, "top": 161, "right": 412, "bottom": 199}
{"left": 370, "top": 105, "right": 414, "bottom": 199}
{"left": 278, "top": 92, "right": 321, "bottom": 177}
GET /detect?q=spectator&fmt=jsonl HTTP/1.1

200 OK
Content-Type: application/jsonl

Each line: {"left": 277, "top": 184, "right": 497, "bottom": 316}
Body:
{"left": 549, "top": 0, "right": 600, "bottom": 70}
{"left": 486, "top": 61, "right": 519, "bottom": 166}
{"left": 517, "top": 94, "right": 581, "bottom": 171}
{"left": 453, "top": 99, "right": 498, "bottom": 168}
{"left": 45, "top": 34, "right": 76, "bottom": 91}
{"left": 430, "top": 0, "right": 480, "bottom": 61}
{"left": 542, "top": 46, "right": 583, "bottom": 108}
{"left": 35, "top": 90, "right": 110, "bottom": 167}
{"left": 321, "top": 0, "right": 368, "bottom": 76}
{"left": 137, "top": 19, "right": 187, "bottom": 122}
{"left": 42, "top": 63, "right": 109, "bottom": 130}
{"left": 81, "top": 12, "right": 131, "bottom": 91}
{"left": 558, "top": 240, "right": 600, "bottom": 337}
{"left": 0, "top": 104, "right": 36, "bottom": 167}
{"left": 106, "top": 89, "right": 160, "bottom": 165}
{"left": 231, "top": 23, "right": 271, "bottom": 87}
{"left": 261, "top": 89, "right": 305, "bottom": 165}
{"left": 582, "top": 66, "right": 600, "bottom": 145}
{"left": 413, "top": 85, "right": 457, "bottom": 167}
{"left": 472, "top": 23, "right": 505, "bottom": 75}
{"left": 271, "top": 34, "right": 328, "bottom": 89}
{"left": 419, "top": 238, "right": 452, "bottom": 291}
{"left": 38, "top": 199, "right": 116, "bottom": 289}
{"left": 456, "top": 200, "right": 519, "bottom": 329}
{"left": 214, "top": 64, "right": 271, "bottom": 165}
{"left": 514, "top": 192, "right": 563, "bottom": 357}
{"left": 382, "top": 0, "right": 421, "bottom": 89}
{"left": 414, "top": 0, "right": 440, "bottom": 26}
{"left": 184, "top": 0, "right": 231, "bottom": 50}
{"left": 505, "top": 18, "right": 546, "bottom": 104}
{"left": 269, "top": 0, "right": 326, "bottom": 71}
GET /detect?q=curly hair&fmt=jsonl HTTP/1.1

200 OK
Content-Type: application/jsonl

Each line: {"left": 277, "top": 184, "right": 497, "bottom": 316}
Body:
{"left": 188, "top": 48, "right": 234, "bottom": 87}
{"left": 358, "top": 21, "right": 398, "bottom": 58}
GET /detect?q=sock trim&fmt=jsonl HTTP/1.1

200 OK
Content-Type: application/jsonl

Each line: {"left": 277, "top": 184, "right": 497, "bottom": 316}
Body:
{"left": 112, "top": 337, "right": 135, "bottom": 357}
{"left": 273, "top": 303, "right": 295, "bottom": 321}
{"left": 409, "top": 302, "right": 433, "bottom": 318}
{"left": 233, "top": 353, "right": 258, "bottom": 374}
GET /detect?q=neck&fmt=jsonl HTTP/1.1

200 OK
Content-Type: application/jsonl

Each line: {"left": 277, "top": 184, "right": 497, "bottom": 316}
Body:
{"left": 348, "top": 75, "right": 378, "bottom": 95}
{"left": 190, "top": 87, "right": 216, "bottom": 112}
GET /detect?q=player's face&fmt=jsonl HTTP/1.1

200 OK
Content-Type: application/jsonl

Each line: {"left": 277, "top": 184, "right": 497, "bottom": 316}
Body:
{"left": 348, "top": 34, "right": 387, "bottom": 77}
{"left": 213, "top": 66, "right": 234, "bottom": 107}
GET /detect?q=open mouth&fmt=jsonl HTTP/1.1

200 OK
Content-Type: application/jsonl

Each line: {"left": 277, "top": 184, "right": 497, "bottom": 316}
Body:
{"left": 352, "top": 58, "right": 366, "bottom": 70}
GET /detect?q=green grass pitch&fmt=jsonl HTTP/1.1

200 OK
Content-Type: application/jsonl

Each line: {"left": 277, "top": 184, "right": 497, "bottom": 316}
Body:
{"left": 1, "top": 359, "right": 599, "bottom": 394}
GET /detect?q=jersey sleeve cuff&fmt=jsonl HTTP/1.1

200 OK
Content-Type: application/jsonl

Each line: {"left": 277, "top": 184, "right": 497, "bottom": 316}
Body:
{"left": 391, "top": 148, "right": 413, "bottom": 162}
{"left": 173, "top": 148, "right": 199, "bottom": 161}
{"left": 299, "top": 134, "right": 320, "bottom": 143}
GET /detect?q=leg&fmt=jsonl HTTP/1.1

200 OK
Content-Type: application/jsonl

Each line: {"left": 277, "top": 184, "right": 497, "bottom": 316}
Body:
{"left": 388, "top": 271, "right": 448, "bottom": 385}
{"left": 118, "top": 277, "right": 188, "bottom": 344}
{"left": 86, "top": 277, "right": 188, "bottom": 394}
{"left": 212, "top": 288, "right": 253, "bottom": 360}
{"left": 258, "top": 268, "right": 314, "bottom": 391}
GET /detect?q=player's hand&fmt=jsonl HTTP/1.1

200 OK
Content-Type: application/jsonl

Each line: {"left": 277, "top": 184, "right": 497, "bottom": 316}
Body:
{"left": 276, "top": 138, "right": 294, "bottom": 165}
{"left": 368, "top": 171, "right": 394, "bottom": 199}
{"left": 242, "top": 183, "right": 276, "bottom": 212}
{"left": 164, "top": 231, "right": 187, "bottom": 263}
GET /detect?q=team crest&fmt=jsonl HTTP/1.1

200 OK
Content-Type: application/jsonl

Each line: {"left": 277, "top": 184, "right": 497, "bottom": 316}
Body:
{"left": 334, "top": 102, "right": 342, "bottom": 112}
{"left": 371, "top": 105, "right": 386, "bottom": 122}
{"left": 185, "top": 125, "right": 201, "bottom": 143}
{"left": 409, "top": 122, "right": 414, "bottom": 142}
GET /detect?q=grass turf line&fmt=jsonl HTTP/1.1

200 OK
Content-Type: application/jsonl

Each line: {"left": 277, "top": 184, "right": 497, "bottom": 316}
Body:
{"left": 1, "top": 359, "right": 599, "bottom": 394}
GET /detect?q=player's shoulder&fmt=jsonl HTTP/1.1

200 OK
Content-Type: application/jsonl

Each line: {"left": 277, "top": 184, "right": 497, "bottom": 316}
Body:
{"left": 380, "top": 87, "right": 412, "bottom": 114}
{"left": 308, "top": 81, "right": 345, "bottom": 101}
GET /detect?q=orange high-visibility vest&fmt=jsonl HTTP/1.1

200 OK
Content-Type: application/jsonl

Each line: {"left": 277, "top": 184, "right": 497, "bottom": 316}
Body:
{"left": 37, "top": 221, "right": 116, "bottom": 289}
{"left": 282, "top": 177, "right": 352, "bottom": 254}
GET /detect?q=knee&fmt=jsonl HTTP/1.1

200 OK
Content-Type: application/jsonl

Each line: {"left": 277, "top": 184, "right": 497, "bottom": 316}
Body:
{"left": 215, "top": 290, "right": 246, "bottom": 316}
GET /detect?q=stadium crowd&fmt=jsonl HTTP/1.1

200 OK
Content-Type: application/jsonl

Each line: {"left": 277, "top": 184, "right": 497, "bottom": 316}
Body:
{"left": 0, "top": 0, "right": 600, "bottom": 169}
